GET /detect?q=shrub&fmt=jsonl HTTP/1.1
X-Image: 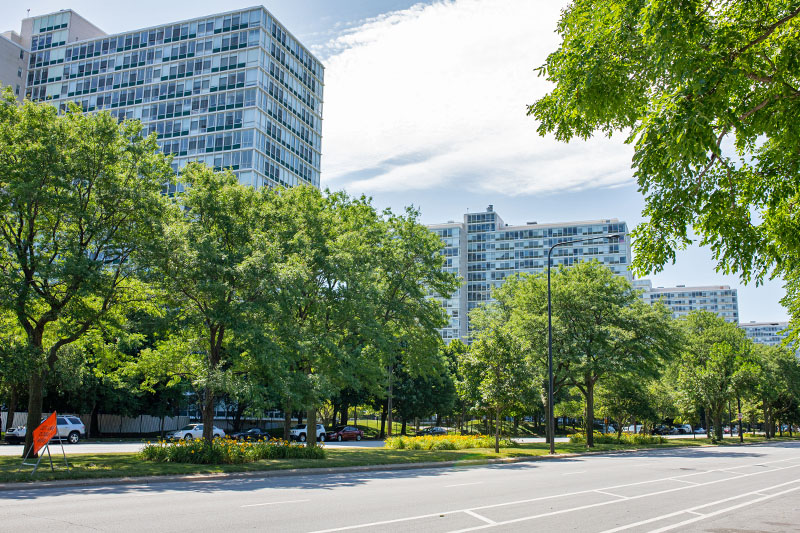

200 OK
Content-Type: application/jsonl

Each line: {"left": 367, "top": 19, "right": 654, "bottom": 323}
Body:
{"left": 384, "top": 434, "right": 516, "bottom": 450}
{"left": 569, "top": 432, "right": 665, "bottom": 445}
{"left": 139, "top": 437, "right": 326, "bottom": 464}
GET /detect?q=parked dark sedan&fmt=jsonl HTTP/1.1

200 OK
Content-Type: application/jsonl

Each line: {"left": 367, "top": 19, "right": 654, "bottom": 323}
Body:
{"left": 230, "top": 428, "right": 272, "bottom": 441}
{"left": 417, "top": 426, "right": 448, "bottom": 436}
{"left": 650, "top": 425, "right": 671, "bottom": 435}
{"left": 326, "top": 426, "right": 364, "bottom": 441}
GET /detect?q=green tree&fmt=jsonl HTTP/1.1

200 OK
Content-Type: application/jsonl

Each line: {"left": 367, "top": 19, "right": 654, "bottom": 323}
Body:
{"left": 596, "top": 374, "right": 658, "bottom": 439}
{"left": 264, "top": 186, "right": 384, "bottom": 447}
{"left": 678, "top": 311, "right": 757, "bottom": 442}
{"left": 371, "top": 207, "right": 458, "bottom": 437}
{"left": 501, "top": 261, "right": 680, "bottom": 447}
{"left": 138, "top": 164, "right": 276, "bottom": 442}
{"left": 529, "top": 1, "right": 800, "bottom": 323}
{"left": 0, "top": 91, "right": 172, "bottom": 456}
{"left": 751, "top": 343, "right": 800, "bottom": 438}
{"left": 468, "top": 300, "right": 533, "bottom": 452}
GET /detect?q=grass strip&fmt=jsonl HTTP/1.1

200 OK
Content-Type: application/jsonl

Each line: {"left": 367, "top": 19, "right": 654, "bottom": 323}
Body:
{"left": 1, "top": 435, "right": 797, "bottom": 484}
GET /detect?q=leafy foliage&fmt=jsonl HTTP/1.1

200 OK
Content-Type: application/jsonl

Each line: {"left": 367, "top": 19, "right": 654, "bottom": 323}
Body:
{"left": 529, "top": 1, "right": 800, "bottom": 329}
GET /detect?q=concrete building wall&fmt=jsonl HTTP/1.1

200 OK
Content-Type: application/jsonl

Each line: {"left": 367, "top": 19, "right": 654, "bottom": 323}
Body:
{"left": 0, "top": 33, "right": 27, "bottom": 101}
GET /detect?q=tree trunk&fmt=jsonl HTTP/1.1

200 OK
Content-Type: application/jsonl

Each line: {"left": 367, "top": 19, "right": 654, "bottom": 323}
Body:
{"left": 90, "top": 401, "right": 101, "bottom": 438}
{"left": 763, "top": 404, "right": 770, "bottom": 439}
{"left": 202, "top": 386, "right": 215, "bottom": 442}
{"left": 401, "top": 418, "right": 407, "bottom": 436}
{"left": 306, "top": 403, "right": 317, "bottom": 448}
{"left": 5, "top": 386, "right": 18, "bottom": 434}
{"left": 233, "top": 402, "right": 246, "bottom": 432}
{"left": 379, "top": 401, "right": 387, "bottom": 439}
{"left": 23, "top": 371, "right": 45, "bottom": 458}
{"left": 387, "top": 367, "right": 393, "bottom": 438}
{"left": 340, "top": 402, "right": 348, "bottom": 426}
{"left": 585, "top": 380, "right": 595, "bottom": 448}
{"left": 712, "top": 409, "right": 723, "bottom": 442}
{"left": 282, "top": 404, "right": 292, "bottom": 441}
{"left": 494, "top": 406, "right": 500, "bottom": 453}
{"left": 297, "top": 411, "right": 303, "bottom": 426}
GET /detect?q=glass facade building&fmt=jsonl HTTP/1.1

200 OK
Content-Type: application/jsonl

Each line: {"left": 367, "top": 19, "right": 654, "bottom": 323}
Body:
{"left": 2, "top": 7, "right": 323, "bottom": 191}
{"left": 636, "top": 281, "right": 740, "bottom": 323}
{"left": 740, "top": 321, "right": 795, "bottom": 351}
{"left": 429, "top": 205, "right": 631, "bottom": 342}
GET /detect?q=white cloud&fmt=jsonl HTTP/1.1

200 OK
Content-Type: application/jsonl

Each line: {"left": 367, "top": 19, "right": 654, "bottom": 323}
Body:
{"left": 319, "top": 0, "right": 635, "bottom": 196}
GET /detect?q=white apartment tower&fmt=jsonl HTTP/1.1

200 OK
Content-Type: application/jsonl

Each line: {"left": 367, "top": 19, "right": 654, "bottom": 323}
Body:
{"left": 429, "top": 205, "right": 631, "bottom": 342}
{"left": 1, "top": 7, "right": 323, "bottom": 191}
{"left": 636, "top": 280, "right": 740, "bottom": 323}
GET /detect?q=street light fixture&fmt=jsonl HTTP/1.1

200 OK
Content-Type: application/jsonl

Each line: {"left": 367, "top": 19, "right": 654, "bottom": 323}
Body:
{"left": 547, "top": 233, "right": 623, "bottom": 454}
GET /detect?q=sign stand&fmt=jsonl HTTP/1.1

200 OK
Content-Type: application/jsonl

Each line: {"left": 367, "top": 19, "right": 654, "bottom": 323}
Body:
{"left": 18, "top": 440, "right": 69, "bottom": 475}
{"left": 16, "top": 412, "right": 71, "bottom": 476}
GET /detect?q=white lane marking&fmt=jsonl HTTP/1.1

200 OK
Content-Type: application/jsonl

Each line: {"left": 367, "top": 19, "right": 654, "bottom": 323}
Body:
{"left": 451, "top": 474, "right": 800, "bottom": 533}
{"left": 687, "top": 510, "right": 704, "bottom": 516}
{"left": 645, "top": 483, "right": 800, "bottom": 533}
{"left": 562, "top": 470, "right": 586, "bottom": 475}
{"left": 445, "top": 482, "right": 483, "bottom": 488}
{"left": 240, "top": 499, "right": 309, "bottom": 508}
{"left": 464, "top": 510, "right": 495, "bottom": 525}
{"left": 306, "top": 456, "right": 800, "bottom": 533}
{"left": 671, "top": 478, "right": 699, "bottom": 485}
{"left": 594, "top": 490, "right": 628, "bottom": 500}
{"left": 596, "top": 478, "right": 800, "bottom": 533}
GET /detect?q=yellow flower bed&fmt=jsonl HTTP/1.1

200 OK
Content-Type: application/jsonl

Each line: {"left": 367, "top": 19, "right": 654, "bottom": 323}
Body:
{"left": 385, "top": 434, "right": 516, "bottom": 450}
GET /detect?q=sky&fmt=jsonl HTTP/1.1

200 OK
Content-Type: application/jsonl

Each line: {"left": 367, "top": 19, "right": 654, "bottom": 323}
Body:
{"left": 1, "top": 0, "right": 789, "bottom": 322}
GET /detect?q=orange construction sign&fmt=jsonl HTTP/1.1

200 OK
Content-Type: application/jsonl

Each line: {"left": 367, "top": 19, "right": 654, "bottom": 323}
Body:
{"left": 33, "top": 412, "right": 57, "bottom": 455}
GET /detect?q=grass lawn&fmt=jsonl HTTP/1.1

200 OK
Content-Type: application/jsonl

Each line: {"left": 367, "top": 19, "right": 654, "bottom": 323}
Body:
{"left": 2, "top": 435, "right": 797, "bottom": 485}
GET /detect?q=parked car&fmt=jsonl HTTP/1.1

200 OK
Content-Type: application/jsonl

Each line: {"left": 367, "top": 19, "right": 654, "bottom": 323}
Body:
{"left": 623, "top": 424, "right": 644, "bottom": 434}
{"left": 651, "top": 425, "right": 671, "bottom": 435}
{"left": 230, "top": 428, "right": 272, "bottom": 441}
{"left": 417, "top": 426, "right": 448, "bottom": 436}
{"left": 326, "top": 426, "right": 364, "bottom": 442}
{"left": 693, "top": 427, "right": 707, "bottom": 434}
{"left": 166, "top": 424, "right": 225, "bottom": 441}
{"left": 4, "top": 415, "right": 86, "bottom": 445}
{"left": 289, "top": 424, "right": 326, "bottom": 442}
{"left": 670, "top": 424, "right": 692, "bottom": 435}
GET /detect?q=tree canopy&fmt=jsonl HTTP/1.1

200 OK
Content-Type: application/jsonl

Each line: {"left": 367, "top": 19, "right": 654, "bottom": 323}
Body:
{"left": 0, "top": 89, "right": 172, "bottom": 455}
{"left": 529, "top": 1, "right": 800, "bottom": 328}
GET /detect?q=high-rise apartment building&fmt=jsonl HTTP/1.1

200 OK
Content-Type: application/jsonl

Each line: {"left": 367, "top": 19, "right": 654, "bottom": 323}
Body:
{"left": 1, "top": 7, "right": 323, "bottom": 191}
{"left": 636, "top": 280, "right": 740, "bottom": 323}
{"left": 429, "top": 205, "right": 631, "bottom": 342}
{"left": 740, "top": 321, "right": 792, "bottom": 348}
{"left": 0, "top": 29, "right": 28, "bottom": 101}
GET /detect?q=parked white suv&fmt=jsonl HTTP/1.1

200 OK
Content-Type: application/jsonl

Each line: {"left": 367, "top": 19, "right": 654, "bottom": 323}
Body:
{"left": 166, "top": 424, "right": 225, "bottom": 441}
{"left": 289, "top": 424, "right": 326, "bottom": 442}
{"left": 4, "top": 415, "right": 86, "bottom": 445}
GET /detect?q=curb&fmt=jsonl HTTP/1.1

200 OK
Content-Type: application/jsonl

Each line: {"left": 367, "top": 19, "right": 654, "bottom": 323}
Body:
{"left": 0, "top": 439, "right": 788, "bottom": 492}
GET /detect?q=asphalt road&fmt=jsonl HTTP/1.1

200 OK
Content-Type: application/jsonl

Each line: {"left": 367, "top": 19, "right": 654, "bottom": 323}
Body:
{"left": 2, "top": 441, "right": 799, "bottom": 532}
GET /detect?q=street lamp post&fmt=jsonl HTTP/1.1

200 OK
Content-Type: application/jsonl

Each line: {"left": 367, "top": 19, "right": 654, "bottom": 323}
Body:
{"left": 547, "top": 233, "right": 622, "bottom": 454}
